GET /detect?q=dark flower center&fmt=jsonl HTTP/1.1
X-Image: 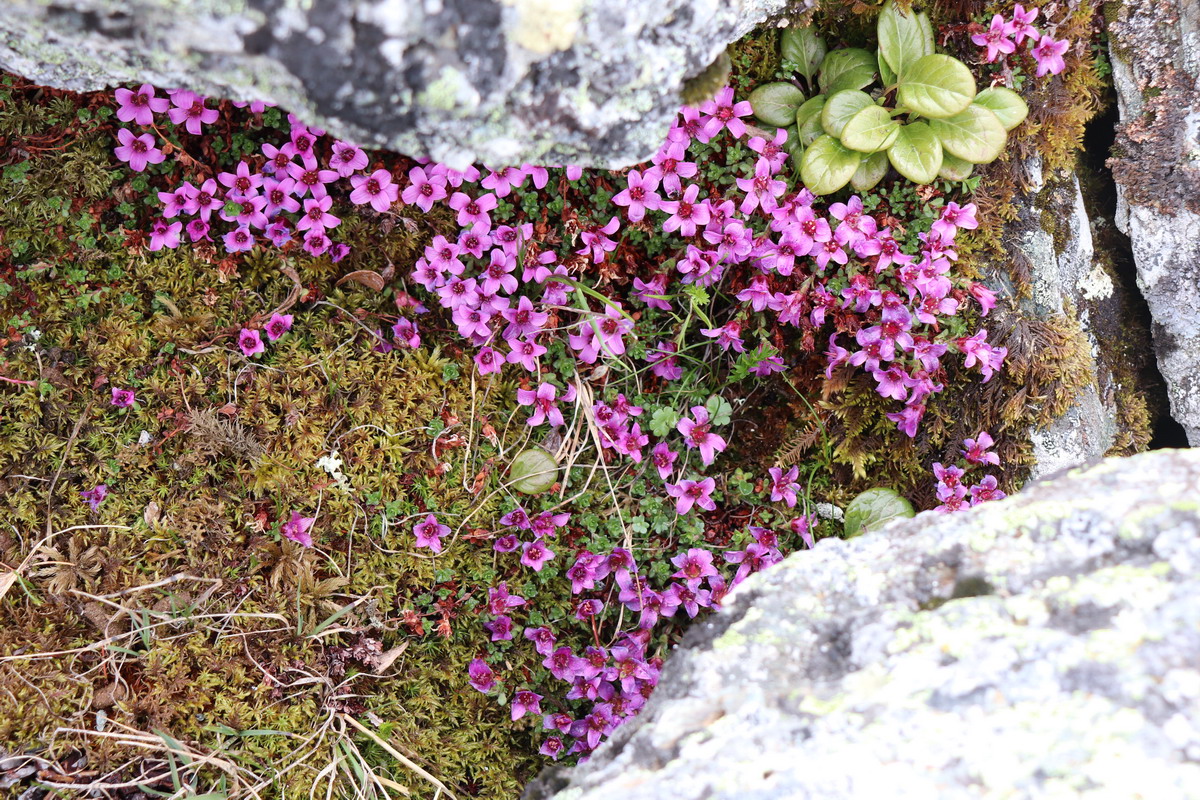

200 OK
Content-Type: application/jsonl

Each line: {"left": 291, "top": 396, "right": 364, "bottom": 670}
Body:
{"left": 366, "top": 179, "right": 380, "bottom": 194}
{"left": 133, "top": 93, "right": 148, "bottom": 107}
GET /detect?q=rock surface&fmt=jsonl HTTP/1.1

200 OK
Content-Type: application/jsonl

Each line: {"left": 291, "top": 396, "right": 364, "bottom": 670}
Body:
{"left": 1108, "top": 0, "right": 1200, "bottom": 444}
{"left": 526, "top": 449, "right": 1200, "bottom": 800}
{"left": 0, "top": 0, "right": 799, "bottom": 169}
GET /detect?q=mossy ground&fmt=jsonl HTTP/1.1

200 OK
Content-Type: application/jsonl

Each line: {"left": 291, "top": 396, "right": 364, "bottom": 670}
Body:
{"left": 0, "top": 0, "right": 1142, "bottom": 796}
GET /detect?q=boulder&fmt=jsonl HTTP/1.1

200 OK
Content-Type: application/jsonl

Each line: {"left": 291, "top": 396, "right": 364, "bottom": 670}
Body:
{"left": 527, "top": 449, "right": 1200, "bottom": 799}
{"left": 1107, "top": 0, "right": 1200, "bottom": 444}
{"left": 0, "top": 0, "right": 798, "bottom": 169}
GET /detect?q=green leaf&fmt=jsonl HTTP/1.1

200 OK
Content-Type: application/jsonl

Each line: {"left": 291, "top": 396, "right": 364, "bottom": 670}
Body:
{"left": 843, "top": 488, "right": 915, "bottom": 537}
{"left": 705, "top": 395, "right": 734, "bottom": 427}
{"left": 800, "top": 134, "right": 862, "bottom": 195}
{"left": 887, "top": 122, "right": 943, "bottom": 184}
{"left": 781, "top": 126, "right": 803, "bottom": 156}
{"left": 850, "top": 150, "right": 889, "bottom": 191}
{"left": 782, "top": 26, "right": 827, "bottom": 83}
{"left": 795, "top": 94, "right": 827, "bottom": 146}
{"left": 819, "top": 48, "right": 877, "bottom": 96}
{"left": 509, "top": 447, "right": 558, "bottom": 494}
{"left": 897, "top": 54, "right": 976, "bottom": 119}
{"left": 648, "top": 406, "right": 680, "bottom": 438}
{"left": 929, "top": 104, "right": 1007, "bottom": 163}
{"left": 937, "top": 151, "right": 975, "bottom": 181}
{"left": 973, "top": 87, "right": 1029, "bottom": 131}
{"left": 878, "top": 49, "right": 897, "bottom": 88}
{"left": 749, "top": 82, "right": 806, "bottom": 127}
{"left": 840, "top": 104, "right": 900, "bottom": 152}
{"left": 877, "top": 0, "right": 931, "bottom": 79}
{"left": 821, "top": 90, "right": 874, "bottom": 138}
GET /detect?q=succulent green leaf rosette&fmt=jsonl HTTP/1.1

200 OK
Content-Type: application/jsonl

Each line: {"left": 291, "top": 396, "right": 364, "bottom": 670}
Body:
{"left": 973, "top": 87, "right": 1030, "bottom": 131}
{"left": 819, "top": 48, "right": 877, "bottom": 95}
{"left": 888, "top": 122, "right": 943, "bottom": 183}
{"left": 795, "top": 95, "right": 828, "bottom": 146}
{"left": 509, "top": 447, "right": 558, "bottom": 494}
{"left": 929, "top": 104, "right": 1007, "bottom": 163}
{"left": 851, "top": 150, "right": 889, "bottom": 191}
{"left": 877, "top": 0, "right": 934, "bottom": 79}
{"left": 840, "top": 104, "right": 901, "bottom": 153}
{"left": 844, "top": 487, "right": 916, "bottom": 538}
{"left": 821, "top": 90, "right": 875, "bottom": 138}
{"left": 749, "top": 82, "right": 807, "bottom": 127}
{"left": 897, "top": 54, "right": 976, "bottom": 119}
{"left": 782, "top": 25, "right": 827, "bottom": 83}
{"left": 801, "top": 134, "right": 862, "bottom": 195}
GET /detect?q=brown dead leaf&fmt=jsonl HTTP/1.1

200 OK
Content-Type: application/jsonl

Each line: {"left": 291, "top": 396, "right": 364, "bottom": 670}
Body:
{"left": 338, "top": 270, "right": 386, "bottom": 292}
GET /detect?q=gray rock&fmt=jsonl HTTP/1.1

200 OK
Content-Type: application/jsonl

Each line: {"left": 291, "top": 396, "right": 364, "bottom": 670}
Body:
{"left": 528, "top": 449, "right": 1200, "bottom": 800}
{"left": 0, "top": 0, "right": 800, "bottom": 169}
{"left": 1108, "top": 0, "right": 1200, "bottom": 444}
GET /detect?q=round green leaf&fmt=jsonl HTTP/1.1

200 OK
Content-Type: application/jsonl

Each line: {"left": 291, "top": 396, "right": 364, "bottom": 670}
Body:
{"left": 795, "top": 94, "right": 827, "bottom": 146}
{"left": 938, "top": 151, "right": 974, "bottom": 181}
{"left": 877, "top": 0, "right": 930, "bottom": 79}
{"left": 844, "top": 488, "right": 915, "bottom": 538}
{"left": 878, "top": 49, "right": 897, "bottom": 88}
{"left": 840, "top": 104, "right": 901, "bottom": 153}
{"left": 781, "top": 125, "right": 803, "bottom": 156}
{"left": 887, "top": 122, "right": 943, "bottom": 184}
{"left": 819, "top": 48, "right": 877, "bottom": 96}
{"left": 749, "top": 82, "right": 806, "bottom": 127}
{"left": 782, "top": 26, "right": 827, "bottom": 83}
{"left": 821, "top": 90, "right": 874, "bottom": 138}
{"left": 509, "top": 447, "right": 558, "bottom": 494}
{"left": 897, "top": 54, "right": 976, "bottom": 119}
{"left": 929, "top": 104, "right": 1007, "bottom": 163}
{"left": 973, "top": 87, "right": 1029, "bottom": 131}
{"left": 850, "top": 150, "right": 889, "bottom": 191}
{"left": 800, "top": 134, "right": 862, "bottom": 195}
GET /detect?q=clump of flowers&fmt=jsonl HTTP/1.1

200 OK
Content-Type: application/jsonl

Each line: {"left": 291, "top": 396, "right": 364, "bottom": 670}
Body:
{"left": 972, "top": 4, "right": 1069, "bottom": 76}
{"left": 932, "top": 431, "right": 1006, "bottom": 512}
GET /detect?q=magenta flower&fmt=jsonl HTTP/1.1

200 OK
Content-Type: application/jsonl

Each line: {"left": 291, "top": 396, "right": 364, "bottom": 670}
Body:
{"left": 184, "top": 178, "right": 222, "bottom": 221}
{"left": 671, "top": 548, "right": 718, "bottom": 585}
{"left": 700, "top": 320, "right": 745, "bottom": 353}
{"left": 972, "top": 15, "right": 1017, "bottom": 62}
{"left": 511, "top": 690, "right": 543, "bottom": 721}
{"left": 1007, "top": 4, "right": 1040, "bottom": 44}
{"left": 297, "top": 196, "right": 341, "bottom": 234}
{"left": 110, "top": 387, "right": 136, "bottom": 407}
{"left": 401, "top": 166, "right": 449, "bottom": 212}
{"left": 114, "top": 84, "right": 169, "bottom": 126}
{"left": 329, "top": 141, "right": 368, "bottom": 176}
{"left": 768, "top": 466, "right": 800, "bottom": 508}
{"left": 887, "top": 403, "right": 925, "bottom": 438}
{"left": 647, "top": 341, "right": 683, "bottom": 380}
{"left": 612, "top": 169, "right": 662, "bottom": 223}
{"left": 521, "top": 539, "right": 555, "bottom": 571}
{"left": 187, "top": 219, "right": 212, "bottom": 243}
{"left": 265, "top": 313, "right": 293, "bottom": 341}
{"left": 237, "top": 328, "right": 265, "bottom": 357}
{"left": 221, "top": 194, "right": 269, "bottom": 229}
{"left": 660, "top": 184, "right": 711, "bottom": 238}
{"left": 263, "top": 220, "right": 290, "bottom": 247}
{"left": 349, "top": 169, "right": 399, "bottom": 212}
{"left": 676, "top": 405, "right": 727, "bottom": 466}
{"left": 735, "top": 158, "right": 788, "bottom": 215}
{"left": 468, "top": 658, "right": 496, "bottom": 693}
{"left": 157, "top": 186, "right": 191, "bottom": 218}
{"left": 959, "top": 329, "right": 1008, "bottom": 382}
{"left": 302, "top": 231, "right": 331, "bottom": 256}
{"left": 633, "top": 274, "right": 672, "bottom": 311}
{"left": 970, "top": 475, "right": 1007, "bottom": 504}
{"left": 148, "top": 219, "right": 182, "bottom": 251}
{"left": 281, "top": 511, "right": 316, "bottom": 547}
{"left": 218, "top": 161, "right": 263, "bottom": 196}
{"left": 113, "top": 128, "right": 165, "bottom": 172}
{"left": 487, "top": 582, "right": 527, "bottom": 615}
{"left": 647, "top": 140, "right": 698, "bottom": 196}
{"left": 261, "top": 176, "right": 298, "bottom": 216}
{"left": 577, "top": 217, "right": 621, "bottom": 263}
{"left": 413, "top": 513, "right": 449, "bottom": 553}
{"left": 486, "top": 615, "right": 514, "bottom": 641}
{"left": 223, "top": 226, "right": 256, "bottom": 253}
{"left": 962, "top": 431, "right": 1001, "bottom": 466}
{"left": 448, "top": 191, "right": 498, "bottom": 231}
{"left": 540, "top": 737, "right": 564, "bottom": 760}
{"left": 506, "top": 337, "right": 547, "bottom": 372}
{"left": 665, "top": 477, "right": 717, "bottom": 515}
{"left": 791, "top": 515, "right": 815, "bottom": 549}
{"left": 1031, "top": 36, "right": 1069, "bottom": 76}
{"left": 482, "top": 166, "right": 526, "bottom": 197}
{"left": 651, "top": 442, "right": 678, "bottom": 480}
{"left": 748, "top": 128, "right": 790, "bottom": 172}
{"left": 700, "top": 86, "right": 753, "bottom": 140}
{"left": 525, "top": 626, "right": 558, "bottom": 656}
{"left": 475, "top": 346, "right": 503, "bottom": 376}
{"left": 500, "top": 296, "right": 548, "bottom": 339}
{"left": 167, "top": 90, "right": 218, "bottom": 134}
{"left": 80, "top": 484, "right": 109, "bottom": 511}
{"left": 518, "top": 382, "right": 565, "bottom": 427}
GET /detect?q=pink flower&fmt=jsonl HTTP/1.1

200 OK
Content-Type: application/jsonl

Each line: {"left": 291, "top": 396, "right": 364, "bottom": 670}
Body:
{"left": 634, "top": 274, "right": 672, "bottom": 311}
{"left": 962, "top": 431, "right": 1001, "bottom": 466}
{"left": 768, "top": 466, "right": 800, "bottom": 508}
{"left": 475, "top": 346, "right": 503, "bottom": 375}
{"left": 482, "top": 166, "right": 526, "bottom": 198}
{"left": 392, "top": 318, "right": 421, "bottom": 349}
{"left": 748, "top": 128, "right": 790, "bottom": 172}
{"left": 540, "top": 737, "right": 564, "bottom": 760}
{"left": 671, "top": 548, "right": 719, "bottom": 584}
{"left": 401, "top": 166, "right": 448, "bottom": 212}
{"left": 468, "top": 658, "right": 496, "bottom": 693}
{"left": 1007, "top": 4, "right": 1041, "bottom": 44}
{"left": 148, "top": 219, "right": 182, "bottom": 251}
{"left": 972, "top": 15, "right": 1017, "bottom": 62}
{"left": 281, "top": 511, "right": 315, "bottom": 547}
{"left": 238, "top": 328, "right": 265, "bottom": 357}
{"left": 700, "top": 320, "right": 745, "bottom": 353}
{"left": 330, "top": 141, "right": 368, "bottom": 176}
{"left": 521, "top": 539, "right": 555, "bottom": 571}
{"left": 218, "top": 161, "right": 263, "bottom": 196}
{"left": 413, "top": 514, "right": 449, "bottom": 553}
{"left": 349, "top": 169, "right": 399, "bottom": 212}
{"left": 1031, "top": 36, "right": 1069, "bottom": 76}
{"left": 791, "top": 515, "right": 815, "bottom": 549}
{"left": 265, "top": 313, "right": 293, "bottom": 341}
{"left": 287, "top": 161, "right": 339, "bottom": 200}
{"left": 970, "top": 475, "right": 1007, "bottom": 504}
{"left": 114, "top": 84, "right": 169, "bottom": 126}
{"left": 700, "top": 86, "right": 753, "bottom": 140}
{"left": 448, "top": 191, "right": 498, "bottom": 231}
{"left": 517, "top": 382, "right": 565, "bottom": 427}
{"left": 113, "top": 128, "right": 165, "bottom": 172}
{"left": 612, "top": 170, "right": 662, "bottom": 223}
{"left": 223, "top": 226, "right": 256, "bottom": 253}
{"left": 80, "top": 484, "right": 108, "bottom": 511}
{"left": 665, "top": 478, "right": 717, "bottom": 515}
{"left": 297, "top": 195, "right": 341, "bottom": 234}
{"left": 167, "top": 90, "right": 218, "bottom": 135}
{"left": 647, "top": 140, "right": 697, "bottom": 196}
{"left": 660, "top": 184, "right": 711, "bottom": 238}
{"left": 887, "top": 404, "right": 925, "bottom": 438}
{"left": 506, "top": 337, "right": 547, "bottom": 372}
{"left": 577, "top": 217, "right": 621, "bottom": 264}
{"left": 651, "top": 442, "right": 678, "bottom": 480}
{"left": 511, "top": 690, "right": 543, "bottom": 721}
{"left": 676, "top": 406, "right": 727, "bottom": 466}
{"left": 735, "top": 158, "right": 788, "bottom": 216}
{"left": 111, "top": 387, "right": 135, "bottom": 407}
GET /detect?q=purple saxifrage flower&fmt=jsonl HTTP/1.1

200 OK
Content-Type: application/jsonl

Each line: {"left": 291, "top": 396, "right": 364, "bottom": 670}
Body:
{"left": 413, "top": 514, "right": 449, "bottom": 553}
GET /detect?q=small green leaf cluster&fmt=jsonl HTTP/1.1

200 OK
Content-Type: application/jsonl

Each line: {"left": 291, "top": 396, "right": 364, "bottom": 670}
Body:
{"left": 747, "top": 1, "right": 1029, "bottom": 194}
